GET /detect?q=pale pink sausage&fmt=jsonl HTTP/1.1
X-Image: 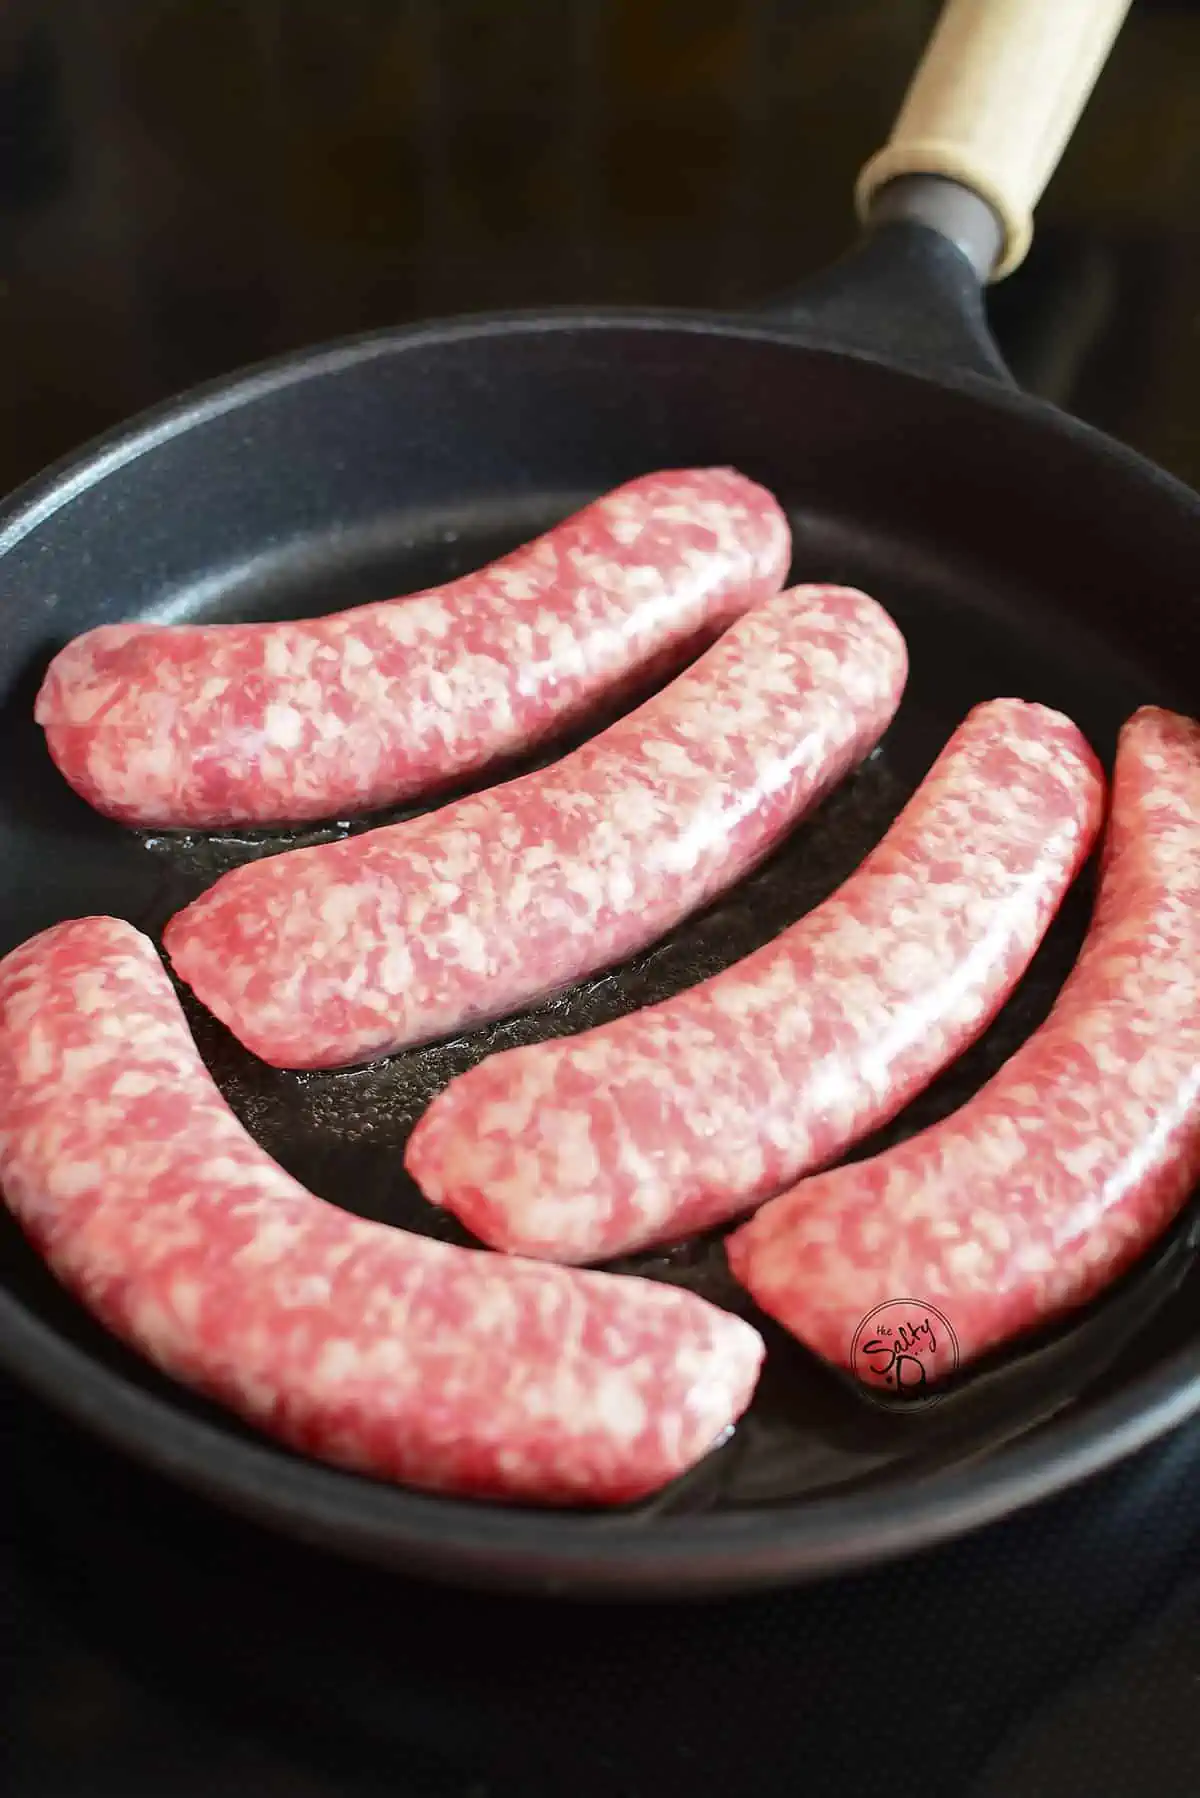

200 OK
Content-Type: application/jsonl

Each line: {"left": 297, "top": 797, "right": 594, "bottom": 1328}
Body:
{"left": 407, "top": 700, "right": 1104, "bottom": 1263}
{"left": 35, "top": 468, "right": 791, "bottom": 828}
{"left": 727, "top": 707, "right": 1200, "bottom": 1383}
{"left": 0, "top": 917, "right": 763, "bottom": 1506}
{"left": 164, "top": 584, "right": 908, "bottom": 1070}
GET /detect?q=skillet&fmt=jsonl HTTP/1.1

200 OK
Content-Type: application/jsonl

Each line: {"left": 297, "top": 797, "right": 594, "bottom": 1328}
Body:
{"left": 3, "top": 0, "right": 1198, "bottom": 1599}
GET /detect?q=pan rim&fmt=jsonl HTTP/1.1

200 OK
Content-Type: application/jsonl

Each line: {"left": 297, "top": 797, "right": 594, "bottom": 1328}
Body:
{"left": 4, "top": 1271, "right": 1200, "bottom": 1598}
{"left": 3, "top": 305, "right": 1200, "bottom": 1596}
{"left": 1, "top": 304, "right": 1196, "bottom": 556}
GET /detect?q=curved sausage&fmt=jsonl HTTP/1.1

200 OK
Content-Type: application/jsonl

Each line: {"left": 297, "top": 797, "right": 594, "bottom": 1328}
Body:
{"left": 726, "top": 706, "right": 1200, "bottom": 1382}
{"left": 35, "top": 468, "right": 791, "bottom": 829}
{"left": 164, "top": 583, "right": 908, "bottom": 1070}
{"left": 0, "top": 917, "right": 763, "bottom": 1506}
{"left": 407, "top": 700, "right": 1104, "bottom": 1262}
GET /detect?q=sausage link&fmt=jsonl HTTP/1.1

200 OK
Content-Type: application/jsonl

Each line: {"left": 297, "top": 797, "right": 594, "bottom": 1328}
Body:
{"left": 408, "top": 700, "right": 1103, "bottom": 1262}
{"left": 165, "top": 583, "right": 907, "bottom": 1070}
{"left": 0, "top": 918, "right": 763, "bottom": 1506}
{"left": 36, "top": 469, "right": 791, "bottom": 828}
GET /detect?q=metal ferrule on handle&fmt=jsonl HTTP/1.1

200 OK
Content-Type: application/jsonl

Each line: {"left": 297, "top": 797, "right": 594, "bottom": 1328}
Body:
{"left": 856, "top": 0, "right": 1132, "bottom": 281}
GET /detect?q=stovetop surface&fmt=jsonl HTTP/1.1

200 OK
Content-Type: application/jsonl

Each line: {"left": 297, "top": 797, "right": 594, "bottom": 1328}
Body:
{"left": 9, "top": 1381, "right": 1200, "bottom": 1798}
{"left": 3, "top": 2, "right": 1200, "bottom": 1792}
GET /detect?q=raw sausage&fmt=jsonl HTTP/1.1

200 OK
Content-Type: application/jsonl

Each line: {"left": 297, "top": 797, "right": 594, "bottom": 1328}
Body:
{"left": 407, "top": 700, "right": 1104, "bottom": 1262}
{"left": 726, "top": 706, "right": 1200, "bottom": 1382}
{"left": 0, "top": 917, "right": 764, "bottom": 1506}
{"left": 35, "top": 468, "right": 791, "bottom": 829}
{"left": 164, "top": 583, "right": 908, "bottom": 1070}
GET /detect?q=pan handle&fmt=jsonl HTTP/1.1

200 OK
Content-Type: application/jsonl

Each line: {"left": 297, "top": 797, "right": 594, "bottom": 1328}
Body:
{"left": 753, "top": 0, "right": 1130, "bottom": 383}
{"left": 857, "top": 0, "right": 1132, "bottom": 283}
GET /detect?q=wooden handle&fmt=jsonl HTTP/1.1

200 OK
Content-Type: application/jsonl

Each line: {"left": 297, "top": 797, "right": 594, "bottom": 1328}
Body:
{"left": 856, "top": 0, "right": 1132, "bottom": 281}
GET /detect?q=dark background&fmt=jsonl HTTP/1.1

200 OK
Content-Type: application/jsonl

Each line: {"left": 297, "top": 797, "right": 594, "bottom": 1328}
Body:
{"left": 0, "top": 0, "right": 1198, "bottom": 497}
{"left": 4, "top": 3, "right": 1200, "bottom": 1795}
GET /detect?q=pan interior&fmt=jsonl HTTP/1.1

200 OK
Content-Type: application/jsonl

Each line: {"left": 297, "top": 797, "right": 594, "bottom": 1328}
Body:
{"left": 1, "top": 322, "right": 1198, "bottom": 1531}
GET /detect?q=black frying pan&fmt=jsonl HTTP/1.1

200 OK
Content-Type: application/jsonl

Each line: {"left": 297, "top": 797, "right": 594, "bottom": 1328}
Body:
{"left": 3, "top": 0, "right": 1195, "bottom": 1600}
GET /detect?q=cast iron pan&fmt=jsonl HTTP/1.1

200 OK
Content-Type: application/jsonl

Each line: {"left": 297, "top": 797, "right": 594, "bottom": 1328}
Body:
{"left": 3, "top": 0, "right": 1195, "bottom": 1597}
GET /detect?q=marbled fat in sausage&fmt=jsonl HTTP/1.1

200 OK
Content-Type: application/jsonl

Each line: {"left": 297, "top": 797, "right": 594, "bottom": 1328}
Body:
{"left": 35, "top": 468, "right": 791, "bottom": 828}
{"left": 727, "top": 707, "right": 1200, "bottom": 1379}
{"left": 0, "top": 918, "right": 763, "bottom": 1506}
{"left": 407, "top": 700, "right": 1104, "bottom": 1262}
{"left": 164, "top": 583, "right": 908, "bottom": 1069}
